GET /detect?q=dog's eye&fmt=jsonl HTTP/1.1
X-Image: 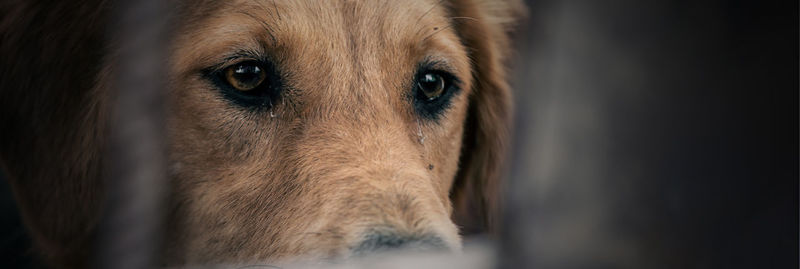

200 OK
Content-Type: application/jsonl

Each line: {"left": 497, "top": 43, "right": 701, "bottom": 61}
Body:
{"left": 224, "top": 63, "right": 266, "bottom": 91}
{"left": 207, "top": 59, "right": 282, "bottom": 109}
{"left": 417, "top": 73, "right": 446, "bottom": 100}
{"left": 413, "top": 68, "right": 459, "bottom": 120}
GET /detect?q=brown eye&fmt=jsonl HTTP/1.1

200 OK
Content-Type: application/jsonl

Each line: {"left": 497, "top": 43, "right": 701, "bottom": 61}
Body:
{"left": 417, "top": 73, "right": 445, "bottom": 100}
{"left": 224, "top": 62, "right": 266, "bottom": 91}
{"left": 412, "top": 66, "right": 459, "bottom": 120}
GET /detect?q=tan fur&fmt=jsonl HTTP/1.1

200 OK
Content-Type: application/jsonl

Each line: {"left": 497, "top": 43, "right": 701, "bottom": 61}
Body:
{"left": 0, "top": 0, "right": 522, "bottom": 267}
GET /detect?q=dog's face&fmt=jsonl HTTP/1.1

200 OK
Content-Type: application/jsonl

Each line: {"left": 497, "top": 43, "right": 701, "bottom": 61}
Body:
{"left": 167, "top": 0, "right": 470, "bottom": 263}
{"left": 0, "top": 0, "right": 518, "bottom": 267}
{"left": 165, "top": 0, "right": 482, "bottom": 263}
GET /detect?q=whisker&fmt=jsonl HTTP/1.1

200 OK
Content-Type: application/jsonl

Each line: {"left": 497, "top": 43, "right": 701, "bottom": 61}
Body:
{"left": 417, "top": 17, "right": 479, "bottom": 44}
{"left": 420, "top": 24, "right": 455, "bottom": 43}
{"left": 450, "top": 16, "right": 479, "bottom": 22}
{"left": 252, "top": 0, "right": 282, "bottom": 40}
{"left": 414, "top": 0, "right": 447, "bottom": 28}
{"left": 271, "top": 0, "right": 281, "bottom": 21}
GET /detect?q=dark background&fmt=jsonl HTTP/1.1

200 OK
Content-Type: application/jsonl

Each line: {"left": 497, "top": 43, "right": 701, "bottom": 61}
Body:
{"left": 502, "top": 0, "right": 797, "bottom": 268}
{"left": 0, "top": 172, "right": 40, "bottom": 268}
{"left": 1, "top": 0, "right": 798, "bottom": 268}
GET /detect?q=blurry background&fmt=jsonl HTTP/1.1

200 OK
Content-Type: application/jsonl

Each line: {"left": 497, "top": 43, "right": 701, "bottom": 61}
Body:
{"left": 502, "top": 0, "right": 797, "bottom": 268}
{"left": 1, "top": 0, "right": 797, "bottom": 268}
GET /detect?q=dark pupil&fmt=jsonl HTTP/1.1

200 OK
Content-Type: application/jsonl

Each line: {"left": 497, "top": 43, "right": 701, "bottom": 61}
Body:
{"left": 418, "top": 72, "right": 445, "bottom": 101}
{"left": 420, "top": 73, "right": 439, "bottom": 90}
{"left": 233, "top": 65, "right": 262, "bottom": 85}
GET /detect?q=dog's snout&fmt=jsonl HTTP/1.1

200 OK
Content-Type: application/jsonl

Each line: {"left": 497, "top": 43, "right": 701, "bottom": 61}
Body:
{"left": 352, "top": 230, "right": 450, "bottom": 256}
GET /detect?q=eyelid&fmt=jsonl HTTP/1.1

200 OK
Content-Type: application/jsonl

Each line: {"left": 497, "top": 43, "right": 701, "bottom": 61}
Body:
{"left": 418, "top": 60, "right": 461, "bottom": 83}
{"left": 206, "top": 51, "right": 266, "bottom": 73}
{"left": 419, "top": 55, "right": 459, "bottom": 70}
{"left": 419, "top": 67, "right": 462, "bottom": 90}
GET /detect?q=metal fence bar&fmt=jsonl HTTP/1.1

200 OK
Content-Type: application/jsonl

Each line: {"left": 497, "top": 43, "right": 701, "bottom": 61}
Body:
{"left": 98, "top": 0, "right": 170, "bottom": 268}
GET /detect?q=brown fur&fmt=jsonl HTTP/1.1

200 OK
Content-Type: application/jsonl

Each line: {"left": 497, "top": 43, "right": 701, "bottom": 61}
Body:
{"left": 0, "top": 0, "right": 522, "bottom": 267}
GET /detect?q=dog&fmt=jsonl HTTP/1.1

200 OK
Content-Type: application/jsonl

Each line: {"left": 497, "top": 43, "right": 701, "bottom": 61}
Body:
{"left": 0, "top": 0, "right": 523, "bottom": 267}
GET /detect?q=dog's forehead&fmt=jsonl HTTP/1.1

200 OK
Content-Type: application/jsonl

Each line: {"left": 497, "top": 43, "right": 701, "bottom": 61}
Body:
{"left": 174, "top": 0, "right": 470, "bottom": 78}
{"left": 227, "top": 0, "right": 453, "bottom": 40}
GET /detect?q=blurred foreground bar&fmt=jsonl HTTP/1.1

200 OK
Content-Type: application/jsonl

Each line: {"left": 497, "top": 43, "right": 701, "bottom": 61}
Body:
{"left": 503, "top": 1, "right": 797, "bottom": 268}
{"left": 97, "top": 0, "right": 170, "bottom": 268}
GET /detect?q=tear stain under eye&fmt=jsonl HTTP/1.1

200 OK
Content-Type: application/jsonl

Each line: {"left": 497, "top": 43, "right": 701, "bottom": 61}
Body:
{"left": 268, "top": 99, "right": 277, "bottom": 118}
{"left": 416, "top": 118, "right": 426, "bottom": 144}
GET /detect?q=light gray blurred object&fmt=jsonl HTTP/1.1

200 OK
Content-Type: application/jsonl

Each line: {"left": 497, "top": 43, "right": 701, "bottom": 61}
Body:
{"left": 97, "top": 0, "right": 171, "bottom": 268}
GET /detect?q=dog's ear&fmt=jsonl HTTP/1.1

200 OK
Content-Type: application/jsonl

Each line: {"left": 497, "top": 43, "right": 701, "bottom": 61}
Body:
{"left": 448, "top": 0, "right": 525, "bottom": 235}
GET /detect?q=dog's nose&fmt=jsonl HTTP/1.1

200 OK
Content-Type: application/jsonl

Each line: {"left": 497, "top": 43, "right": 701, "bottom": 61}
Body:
{"left": 351, "top": 230, "right": 450, "bottom": 256}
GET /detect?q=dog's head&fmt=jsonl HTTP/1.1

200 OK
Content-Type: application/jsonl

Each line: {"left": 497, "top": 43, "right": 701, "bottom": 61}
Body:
{"left": 0, "top": 0, "right": 520, "bottom": 266}
{"left": 161, "top": 0, "right": 521, "bottom": 264}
